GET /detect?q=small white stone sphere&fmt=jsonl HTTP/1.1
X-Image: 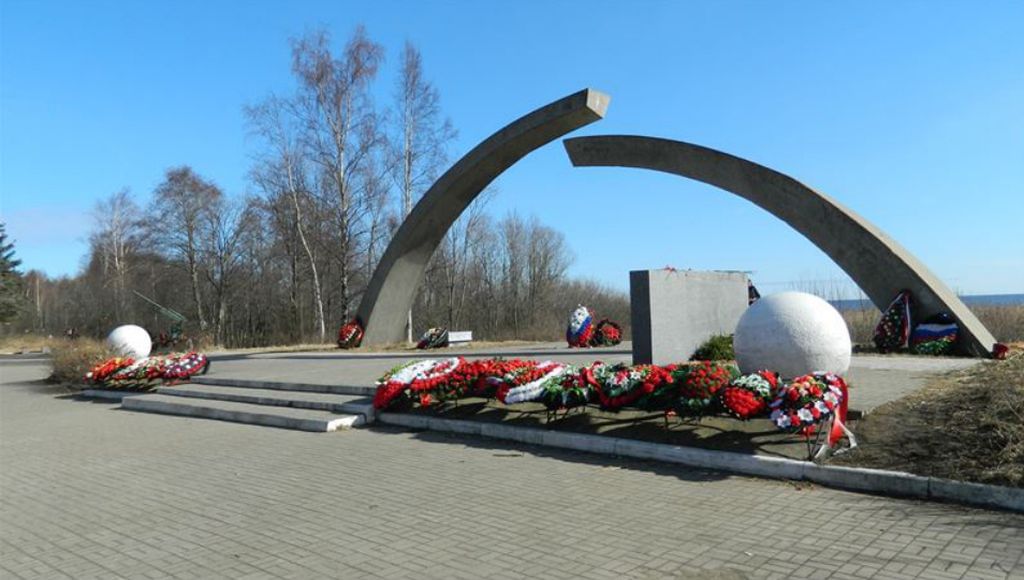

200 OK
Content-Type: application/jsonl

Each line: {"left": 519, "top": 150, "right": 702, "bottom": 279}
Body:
{"left": 734, "top": 291, "right": 851, "bottom": 378}
{"left": 106, "top": 324, "right": 152, "bottom": 359}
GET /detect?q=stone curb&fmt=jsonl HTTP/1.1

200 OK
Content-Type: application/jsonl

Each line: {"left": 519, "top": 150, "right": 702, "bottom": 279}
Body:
{"left": 123, "top": 394, "right": 363, "bottom": 432}
{"left": 376, "top": 412, "right": 1023, "bottom": 513}
{"left": 80, "top": 389, "right": 147, "bottom": 400}
{"left": 191, "top": 376, "right": 374, "bottom": 396}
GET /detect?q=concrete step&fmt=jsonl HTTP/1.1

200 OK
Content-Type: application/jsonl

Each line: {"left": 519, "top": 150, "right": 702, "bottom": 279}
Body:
{"left": 191, "top": 376, "right": 375, "bottom": 397}
{"left": 156, "top": 383, "right": 375, "bottom": 420}
{"left": 121, "top": 394, "right": 364, "bottom": 432}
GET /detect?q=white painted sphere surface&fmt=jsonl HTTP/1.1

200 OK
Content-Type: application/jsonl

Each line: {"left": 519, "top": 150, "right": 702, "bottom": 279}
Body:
{"left": 734, "top": 292, "right": 851, "bottom": 378}
{"left": 106, "top": 324, "right": 152, "bottom": 359}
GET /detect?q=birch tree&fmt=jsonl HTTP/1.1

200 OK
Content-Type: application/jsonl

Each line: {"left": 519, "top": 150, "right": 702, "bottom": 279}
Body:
{"left": 90, "top": 189, "right": 143, "bottom": 321}
{"left": 150, "top": 166, "right": 221, "bottom": 331}
{"left": 246, "top": 97, "right": 328, "bottom": 343}
{"left": 291, "top": 27, "right": 384, "bottom": 322}
{"left": 395, "top": 41, "right": 456, "bottom": 341}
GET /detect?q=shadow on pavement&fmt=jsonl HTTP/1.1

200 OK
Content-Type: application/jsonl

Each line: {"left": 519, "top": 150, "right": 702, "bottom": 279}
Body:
{"left": 367, "top": 423, "right": 733, "bottom": 484}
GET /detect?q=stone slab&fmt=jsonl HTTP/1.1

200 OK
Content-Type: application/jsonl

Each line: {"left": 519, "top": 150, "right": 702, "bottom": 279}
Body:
{"left": 157, "top": 383, "right": 373, "bottom": 418}
{"left": 79, "top": 389, "right": 146, "bottom": 400}
{"left": 631, "top": 269, "right": 748, "bottom": 364}
{"left": 191, "top": 375, "right": 375, "bottom": 396}
{"left": 121, "top": 394, "right": 363, "bottom": 431}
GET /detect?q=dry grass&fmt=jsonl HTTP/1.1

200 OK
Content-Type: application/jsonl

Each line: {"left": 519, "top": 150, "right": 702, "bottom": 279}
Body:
{"left": 834, "top": 348, "right": 1024, "bottom": 487}
{"left": 48, "top": 338, "right": 117, "bottom": 387}
{"left": 839, "top": 308, "right": 878, "bottom": 345}
{"left": 840, "top": 303, "right": 1024, "bottom": 347}
{"left": 972, "top": 304, "right": 1024, "bottom": 343}
{"left": 0, "top": 334, "right": 59, "bottom": 354}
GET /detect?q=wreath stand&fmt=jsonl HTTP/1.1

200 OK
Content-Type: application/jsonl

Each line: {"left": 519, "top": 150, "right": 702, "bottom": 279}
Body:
{"left": 802, "top": 415, "right": 834, "bottom": 461}
{"left": 544, "top": 405, "right": 587, "bottom": 425}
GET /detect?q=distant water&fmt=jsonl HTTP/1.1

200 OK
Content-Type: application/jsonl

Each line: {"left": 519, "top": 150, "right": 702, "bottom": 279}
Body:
{"left": 830, "top": 293, "right": 1024, "bottom": 311}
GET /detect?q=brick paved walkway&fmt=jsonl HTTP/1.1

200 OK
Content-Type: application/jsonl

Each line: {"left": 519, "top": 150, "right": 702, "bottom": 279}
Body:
{"left": 1, "top": 360, "right": 1021, "bottom": 579}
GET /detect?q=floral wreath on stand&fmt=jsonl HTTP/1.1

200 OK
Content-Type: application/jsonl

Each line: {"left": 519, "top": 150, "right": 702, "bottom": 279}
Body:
{"left": 107, "top": 357, "right": 167, "bottom": 390}
{"left": 591, "top": 319, "right": 623, "bottom": 347}
{"left": 672, "top": 361, "right": 739, "bottom": 417}
{"left": 416, "top": 327, "right": 450, "bottom": 350}
{"left": 541, "top": 367, "right": 591, "bottom": 411}
{"left": 499, "top": 361, "right": 568, "bottom": 405}
{"left": 372, "top": 357, "right": 465, "bottom": 409}
{"left": 873, "top": 290, "right": 912, "bottom": 353}
{"left": 82, "top": 350, "right": 213, "bottom": 392}
{"left": 366, "top": 356, "right": 859, "bottom": 458}
{"left": 86, "top": 357, "right": 135, "bottom": 384}
{"left": 769, "top": 372, "right": 855, "bottom": 457}
{"left": 721, "top": 370, "right": 779, "bottom": 420}
{"left": 566, "top": 305, "right": 594, "bottom": 348}
{"left": 467, "top": 359, "right": 535, "bottom": 399}
{"left": 164, "top": 352, "right": 209, "bottom": 382}
{"left": 585, "top": 362, "right": 673, "bottom": 411}
{"left": 337, "top": 319, "right": 364, "bottom": 349}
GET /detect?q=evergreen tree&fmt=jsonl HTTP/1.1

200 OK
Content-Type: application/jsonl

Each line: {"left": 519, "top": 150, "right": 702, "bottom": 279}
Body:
{"left": 0, "top": 223, "right": 25, "bottom": 322}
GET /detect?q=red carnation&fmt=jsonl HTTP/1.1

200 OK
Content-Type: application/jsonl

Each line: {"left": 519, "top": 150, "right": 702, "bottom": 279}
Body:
{"left": 722, "top": 386, "right": 766, "bottom": 420}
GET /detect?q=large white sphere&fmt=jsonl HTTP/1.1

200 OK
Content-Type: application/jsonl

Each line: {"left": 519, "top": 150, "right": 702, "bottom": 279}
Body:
{"left": 734, "top": 292, "right": 851, "bottom": 378}
{"left": 106, "top": 325, "right": 152, "bottom": 359}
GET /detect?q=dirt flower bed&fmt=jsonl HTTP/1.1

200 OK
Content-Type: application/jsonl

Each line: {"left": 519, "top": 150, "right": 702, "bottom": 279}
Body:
{"left": 833, "top": 349, "right": 1024, "bottom": 487}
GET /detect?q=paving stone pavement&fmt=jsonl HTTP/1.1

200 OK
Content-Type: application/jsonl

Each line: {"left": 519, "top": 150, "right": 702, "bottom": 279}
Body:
{"left": 2, "top": 360, "right": 1022, "bottom": 580}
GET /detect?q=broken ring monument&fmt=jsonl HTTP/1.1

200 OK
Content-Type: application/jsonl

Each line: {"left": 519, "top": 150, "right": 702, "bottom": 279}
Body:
{"left": 356, "top": 88, "right": 996, "bottom": 359}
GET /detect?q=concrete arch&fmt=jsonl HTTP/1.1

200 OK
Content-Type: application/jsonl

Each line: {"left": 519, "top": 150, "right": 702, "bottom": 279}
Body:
{"left": 563, "top": 135, "right": 995, "bottom": 357}
{"left": 357, "top": 89, "right": 610, "bottom": 345}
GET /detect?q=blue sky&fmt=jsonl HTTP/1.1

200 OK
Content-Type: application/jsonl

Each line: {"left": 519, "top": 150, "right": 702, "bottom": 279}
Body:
{"left": 2, "top": 0, "right": 1022, "bottom": 297}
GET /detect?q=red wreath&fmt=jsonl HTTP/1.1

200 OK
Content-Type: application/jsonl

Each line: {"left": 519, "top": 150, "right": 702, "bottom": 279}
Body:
{"left": 337, "top": 319, "right": 364, "bottom": 349}
{"left": 591, "top": 319, "right": 623, "bottom": 347}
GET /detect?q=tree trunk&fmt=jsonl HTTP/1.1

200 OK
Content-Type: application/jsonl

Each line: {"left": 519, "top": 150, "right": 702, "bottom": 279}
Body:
{"left": 187, "top": 247, "right": 207, "bottom": 331}
{"left": 287, "top": 167, "right": 326, "bottom": 343}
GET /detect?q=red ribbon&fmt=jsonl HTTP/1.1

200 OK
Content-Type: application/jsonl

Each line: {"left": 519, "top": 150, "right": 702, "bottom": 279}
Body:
{"left": 828, "top": 378, "right": 850, "bottom": 447}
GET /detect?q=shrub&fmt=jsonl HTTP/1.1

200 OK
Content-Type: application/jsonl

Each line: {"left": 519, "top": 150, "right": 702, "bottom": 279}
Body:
{"left": 690, "top": 334, "right": 734, "bottom": 361}
{"left": 49, "top": 338, "right": 117, "bottom": 387}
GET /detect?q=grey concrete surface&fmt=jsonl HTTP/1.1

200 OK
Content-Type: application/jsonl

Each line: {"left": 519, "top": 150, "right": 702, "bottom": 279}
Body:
{"left": 564, "top": 135, "right": 997, "bottom": 357}
{"left": 378, "top": 411, "right": 1024, "bottom": 512}
{"left": 357, "top": 88, "right": 609, "bottom": 345}
{"left": 631, "top": 270, "right": 748, "bottom": 365}
{"left": 121, "top": 393, "right": 364, "bottom": 431}
{"left": 156, "top": 383, "right": 369, "bottom": 413}
{"left": 200, "top": 344, "right": 978, "bottom": 414}
{"left": 3, "top": 360, "right": 1022, "bottom": 579}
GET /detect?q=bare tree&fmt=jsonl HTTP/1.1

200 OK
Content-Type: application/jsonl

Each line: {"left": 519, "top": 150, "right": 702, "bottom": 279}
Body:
{"left": 90, "top": 189, "right": 143, "bottom": 321}
{"left": 437, "top": 195, "right": 490, "bottom": 329}
{"left": 291, "top": 27, "right": 384, "bottom": 323}
{"left": 201, "top": 197, "right": 255, "bottom": 345}
{"left": 149, "top": 166, "right": 222, "bottom": 331}
{"left": 500, "top": 213, "right": 528, "bottom": 336}
{"left": 5, "top": 31, "right": 639, "bottom": 348}
{"left": 394, "top": 41, "right": 456, "bottom": 341}
{"left": 246, "top": 97, "right": 328, "bottom": 343}
{"left": 525, "top": 217, "right": 572, "bottom": 327}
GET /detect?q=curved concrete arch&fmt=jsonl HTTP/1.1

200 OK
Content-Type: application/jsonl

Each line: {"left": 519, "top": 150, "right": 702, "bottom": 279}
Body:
{"left": 357, "top": 89, "right": 610, "bottom": 345}
{"left": 564, "top": 135, "right": 995, "bottom": 356}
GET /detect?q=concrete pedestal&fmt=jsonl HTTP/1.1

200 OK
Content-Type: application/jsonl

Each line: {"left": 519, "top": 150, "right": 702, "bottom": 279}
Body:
{"left": 630, "top": 270, "right": 748, "bottom": 365}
